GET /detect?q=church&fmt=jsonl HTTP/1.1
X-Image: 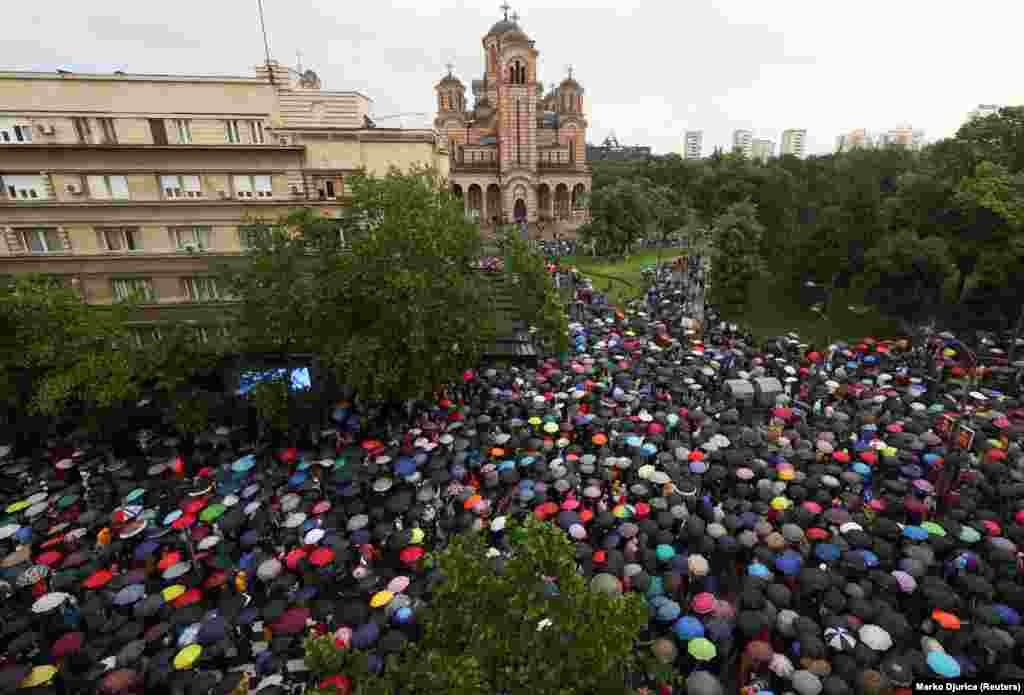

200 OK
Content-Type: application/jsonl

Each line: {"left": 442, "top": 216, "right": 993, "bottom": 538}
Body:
{"left": 435, "top": 5, "right": 591, "bottom": 235}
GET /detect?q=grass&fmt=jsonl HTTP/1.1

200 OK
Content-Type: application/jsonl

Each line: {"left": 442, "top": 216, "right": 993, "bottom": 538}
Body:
{"left": 557, "top": 253, "right": 905, "bottom": 348}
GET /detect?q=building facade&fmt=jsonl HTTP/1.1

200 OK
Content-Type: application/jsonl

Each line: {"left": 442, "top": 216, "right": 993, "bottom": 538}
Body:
{"left": 434, "top": 10, "right": 590, "bottom": 235}
{"left": 683, "top": 130, "right": 703, "bottom": 159}
{"left": 586, "top": 134, "right": 651, "bottom": 162}
{"left": 0, "top": 61, "right": 448, "bottom": 334}
{"left": 751, "top": 138, "right": 774, "bottom": 163}
{"left": 732, "top": 129, "right": 753, "bottom": 158}
{"left": 780, "top": 129, "right": 807, "bottom": 158}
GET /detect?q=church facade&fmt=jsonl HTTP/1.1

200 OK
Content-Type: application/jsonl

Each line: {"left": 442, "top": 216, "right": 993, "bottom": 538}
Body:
{"left": 434, "top": 9, "right": 590, "bottom": 232}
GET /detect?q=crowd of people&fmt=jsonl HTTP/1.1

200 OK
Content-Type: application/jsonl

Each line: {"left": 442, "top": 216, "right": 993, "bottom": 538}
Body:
{"left": 0, "top": 267, "right": 1023, "bottom": 695}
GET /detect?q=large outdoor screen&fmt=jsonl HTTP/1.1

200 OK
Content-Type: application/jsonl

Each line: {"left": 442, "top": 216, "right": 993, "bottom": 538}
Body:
{"left": 236, "top": 367, "right": 312, "bottom": 395}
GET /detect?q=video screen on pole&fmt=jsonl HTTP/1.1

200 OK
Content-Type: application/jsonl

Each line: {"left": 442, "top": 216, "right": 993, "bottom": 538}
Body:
{"left": 236, "top": 367, "right": 312, "bottom": 395}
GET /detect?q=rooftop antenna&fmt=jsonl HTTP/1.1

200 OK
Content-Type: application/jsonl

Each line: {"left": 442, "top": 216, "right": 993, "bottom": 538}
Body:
{"left": 256, "top": 0, "right": 274, "bottom": 83}
{"left": 566, "top": 64, "right": 574, "bottom": 80}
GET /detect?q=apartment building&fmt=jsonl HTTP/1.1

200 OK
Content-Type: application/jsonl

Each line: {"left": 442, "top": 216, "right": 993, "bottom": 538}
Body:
{"left": 780, "top": 129, "right": 807, "bottom": 158}
{"left": 0, "top": 60, "right": 448, "bottom": 338}
{"left": 732, "top": 129, "right": 753, "bottom": 159}
{"left": 751, "top": 138, "right": 774, "bottom": 163}
{"left": 683, "top": 130, "right": 703, "bottom": 159}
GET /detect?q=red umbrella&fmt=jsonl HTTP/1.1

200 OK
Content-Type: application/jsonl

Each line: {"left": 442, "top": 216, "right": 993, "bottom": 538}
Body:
{"left": 399, "top": 547, "right": 424, "bottom": 565}
{"left": 279, "top": 448, "right": 298, "bottom": 464}
{"left": 83, "top": 569, "right": 113, "bottom": 589}
{"left": 859, "top": 451, "right": 878, "bottom": 466}
{"left": 158, "top": 553, "right": 182, "bottom": 571}
{"left": 802, "top": 502, "right": 823, "bottom": 515}
{"left": 689, "top": 450, "right": 705, "bottom": 462}
{"left": 807, "top": 352, "right": 821, "bottom": 363}
{"left": 982, "top": 520, "right": 1002, "bottom": 536}
{"left": 203, "top": 572, "right": 228, "bottom": 590}
{"left": 310, "top": 547, "right": 335, "bottom": 567}
{"left": 174, "top": 588, "right": 202, "bottom": 609}
{"left": 182, "top": 499, "right": 206, "bottom": 515}
{"left": 172, "top": 514, "right": 196, "bottom": 530}
{"left": 36, "top": 551, "right": 63, "bottom": 567}
{"left": 285, "top": 549, "right": 307, "bottom": 570}
{"left": 51, "top": 632, "right": 84, "bottom": 659}
{"left": 273, "top": 607, "right": 310, "bottom": 634}
{"left": 832, "top": 451, "right": 851, "bottom": 464}
{"left": 806, "top": 528, "right": 830, "bottom": 541}
{"left": 319, "top": 675, "right": 352, "bottom": 694}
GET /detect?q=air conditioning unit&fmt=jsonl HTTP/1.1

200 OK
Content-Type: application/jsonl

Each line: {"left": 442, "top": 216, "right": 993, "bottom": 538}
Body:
{"left": 65, "top": 183, "right": 82, "bottom": 195}
{"left": 37, "top": 124, "right": 56, "bottom": 135}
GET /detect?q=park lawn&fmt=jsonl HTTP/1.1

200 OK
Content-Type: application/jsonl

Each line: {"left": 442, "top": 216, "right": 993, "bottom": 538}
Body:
{"left": 562, "top": 254, "right": 905, "bottom": 348}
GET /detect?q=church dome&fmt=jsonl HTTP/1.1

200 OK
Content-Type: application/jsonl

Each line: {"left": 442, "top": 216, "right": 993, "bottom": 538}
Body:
{"left": 487, "top": 18, "right": 521, "bottom": 36}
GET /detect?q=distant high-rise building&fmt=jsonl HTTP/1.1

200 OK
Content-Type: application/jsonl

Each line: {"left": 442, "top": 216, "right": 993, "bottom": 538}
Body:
{"left": 968, "top": 104, "right": 1002, "bottom": 122}
{"left": 780, "top": 129, "right": 807, "bottom": 158}
{"left": 837, "top": 125, "right": 925, "bottom": 152}
{"left": 751, "top": 138, "right": 774, "bottom": 163}
{"left": 683, "top": 130, "right": 703, "bottom": 159}
{"left": 732, "top": 129, "right": 753, "bottom": 158}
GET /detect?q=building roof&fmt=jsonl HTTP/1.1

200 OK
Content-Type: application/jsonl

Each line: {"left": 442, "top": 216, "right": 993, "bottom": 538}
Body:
{"left": 487, "top": 19, "right": 522, "bottom": 36}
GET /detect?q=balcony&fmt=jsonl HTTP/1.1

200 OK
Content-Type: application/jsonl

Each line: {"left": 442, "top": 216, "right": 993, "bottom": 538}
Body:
{"left": 451, "top": 160, "right": 498, "bottom": 173}
{"left": 538, "top": 161, "right": 587, "bottom": 172}
{"left": 0, "top": 143, "right": 304, "bottom": 152}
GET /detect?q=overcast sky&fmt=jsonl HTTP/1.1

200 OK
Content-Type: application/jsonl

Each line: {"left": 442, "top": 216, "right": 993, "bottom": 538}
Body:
{"left": 4, "top": 0, "right": 1022, "bottom": 156}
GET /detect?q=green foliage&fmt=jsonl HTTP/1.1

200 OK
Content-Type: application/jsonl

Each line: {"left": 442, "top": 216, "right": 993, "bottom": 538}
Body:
{"left": 0, "top": 275, "right": 138, "bottom": 416}
{"left": 224, "top": 168, "right": 497, "bottom": 404}
{"left": 707, "top": 200, "right": 766, "bottom": 313}
{"left": 502, "top": 231, "right": 569, "bottom": 355}
{"left": 857, "top": 231, "right": 954, "bottom": 325}
{"left": 417, "top": 516, "right": 647, "bottom": 695}
{"left": 250, "top": 372, "right": 292, "bottom": 437}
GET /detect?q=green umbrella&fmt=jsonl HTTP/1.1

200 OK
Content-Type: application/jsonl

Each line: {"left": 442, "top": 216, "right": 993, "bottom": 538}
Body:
{"left": 126, "top": 489, "right": 146, "bottom": 504}
{"left": 959, "top": 526, "right": 981, "bottom": 543}
{"left": 57, "top": 495, "right": 78, "bottom": 510}
{"left": 199, "top": 504, "right": 226, "bottom": 524}
{"left": 688, "top": 637, "right": 717, "bottom": 661}
{"left": 921, "top": 521, "right": 946, "bottom": 537}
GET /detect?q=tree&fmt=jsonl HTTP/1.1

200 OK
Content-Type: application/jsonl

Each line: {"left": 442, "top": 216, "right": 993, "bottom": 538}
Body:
{"left": 224, "top": 168, "right": 497, "bottom": 408}
{"left": 502, "top": 231, "right": 569, "bottom": 356}
{"left": 0, "top": 276, "right": 139, "bottom": 443}
{"left": 578, "top": 178, "right": 658, "bottom": 257}
{"left": 857, "top": 231, "right": 954, "bottom": 327}
{"left": 708, "top": 200, "right": 766, "bottom": 314}
{"left": 305, "top": 516, "right": 647, "bottom": 695}
{"left": 954, "top": 105, "right": 1024, "bottom": 174}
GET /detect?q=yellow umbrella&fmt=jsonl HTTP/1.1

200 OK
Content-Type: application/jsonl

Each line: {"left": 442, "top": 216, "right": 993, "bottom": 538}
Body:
{"left": 410, "top": 528, "right": 425, "bottom": 544}
{"left": 162, "top": 584, "right": 186, "bottom": 602}
{"left": 543, "top": 422, "right": 559, "bottom": 434}
{"left": 6, "top": 500, "right": 30, "bottom": 514}
{"left": 174, "top": 644, "right": 202, "bottom": 670}
{"left": 942, "top": 348, "right": 956, "bottom": 358}
{"left": 612, "top": 504, "right": 630, "bottom": 519}
{"left": 770, "top": 497, "right": 791, "bottom": 511}
{"left": 370, "top": 591, "right": 394, "bottom": 608}
{"left": 778, "top": 469, "right": 795, "bottom": 481}
{"left": 528, "top": 417, "right": 542, "bottom": 427}
{"left": 21, "top": 665, "right": 57, "bottom": 688}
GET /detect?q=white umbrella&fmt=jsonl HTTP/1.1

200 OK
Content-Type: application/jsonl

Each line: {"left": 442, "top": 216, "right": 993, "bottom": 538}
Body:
{"left": 859, "top": 624, "right": 893, "bottom": 651}
{"left": 768, "top": 652, "right": 795, "bottom": 678}
{"left": 824, "top": 625, "right": 857, "bottom": 652}
{"left": 792, "top": 670, "right": 823, "bottom": 695}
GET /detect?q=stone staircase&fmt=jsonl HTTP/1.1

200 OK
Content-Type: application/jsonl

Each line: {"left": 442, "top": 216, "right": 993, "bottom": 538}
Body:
{"left": 477, "top": 242, "right": 538, "bottom": 363}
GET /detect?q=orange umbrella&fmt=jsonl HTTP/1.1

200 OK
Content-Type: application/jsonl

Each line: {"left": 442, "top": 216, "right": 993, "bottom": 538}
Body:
{"left": 932, "top": 610, "right": 961, "bottom": 630}
{"left": 463, "top": 495, "right": 482, "bottom": 511}
{"left": 592, "top": 433, "right": 608, "bottom": 446}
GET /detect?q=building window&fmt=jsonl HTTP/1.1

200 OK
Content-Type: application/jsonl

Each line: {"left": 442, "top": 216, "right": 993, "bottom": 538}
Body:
{"left": 97, "top": 227, "right": 141, "bottom": 252}
{"left": 98, "top": 118, "right": 118, "bottom": 144}
{"left": 171, "top": 226, "right": 211, "bottom": 251}
{"left": 20, "top": 228, "right": 65, "bottom": 254}
{"left": 233, "top": 175, "right": 273, "bottom": 199}
{"left": 73, "top": 117, "right": 93, "bottom": 144}
{"left": 225, "top": 120, "right": 241, "bottom": 144}
{"left": 87, "top": 174, "right": 130, "bottom": 200}
{"left": 161, "top": 175, "right": 203, "bottom": 199}
{"left": 149, "top": 119, "right": 168, "bottom": 145}
{"left": 112, "top": 278, "right": 155, "bottom": 303}
{"left": 0, "top": 121, "right": 33, "bottom": 144}
{"left": 249, "top": 121, "right": 265, "bottom": 144}
{"left": 171, "top": 119, "right": 192, "bottom": 144}
{"left": 130, "top": 326, "right": 163, "bottom": 347}
{"left": 1, "top": 174, "right": 48, "bottom": 200}
{"left": 183, "top": 277, "right": 222, "bottom": 302}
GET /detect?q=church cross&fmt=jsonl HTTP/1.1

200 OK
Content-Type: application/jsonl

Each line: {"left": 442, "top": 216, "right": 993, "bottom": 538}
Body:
{"left": 567, "top": 64, "right": 574, "bottom": 80}
{"left": 445, "top": 62, "right": 454, "bottom": 76}
{"left": 500, "top": 1, "right": 511, "bottom": 20}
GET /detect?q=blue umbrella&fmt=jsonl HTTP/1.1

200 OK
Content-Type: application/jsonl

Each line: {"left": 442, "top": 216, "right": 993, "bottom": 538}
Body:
{"left": 656, "top": 601, "right": 681, "bottom": 623}
{"left": 646, "top": 576, "right": 665, "bottom": 599}
{"left": 748, "top": 563, "right": 771, "bottom": 578}
{"left": 927, "top": 650, "right": 961, "bottom": 678}
{"left": 859, "top": 550, "right": 880, "bottom": 568}
{"left": 995, "top": 604, "right": 1021, "bottom": 626}
{"left": 775, "top": 550, "right": 803, "bottom": 576}
{"left": 852, "top": 463, "right": 872, "bottom": 477}
{"left": 815, "top": 544, "right": 841, "bottom": 563}
{"left": 240, "top": 530, "right": 260, "bottom": 548}
{"left": 704, "top": 618, "right": 733, "bottom": 643}
{"left": 903, "top": 526, "right": 929, "bottom": 541}
{"left": 394, "top": 459, "right": 416, "bottom": 477}
{"left": 134, "top": 541, "right": 161, "bottom": 561}
{"left": 197, "top": 616, "right": 228, "bottom": 645}
{"left": 288, "top": 472, "right": 307, "bottom": 488}
{"left": 673, "top": 615, "right": 704, "bottom": 641}
{"left": 231, "top": 455, "right": 256, "bottom": 473}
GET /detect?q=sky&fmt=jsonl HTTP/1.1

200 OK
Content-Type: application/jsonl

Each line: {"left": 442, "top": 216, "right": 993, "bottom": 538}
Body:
{"left": 3, "top": 0, "right": 1023, "bottom": 156}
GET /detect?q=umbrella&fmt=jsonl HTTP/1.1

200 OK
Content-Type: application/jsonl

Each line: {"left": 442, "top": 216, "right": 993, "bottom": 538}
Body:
{"left": 824, "top": 626, "right": 857, "bottom": 652}
{"left": 688, "top": 637, "right": 716, "bottom": 661}
{"left": 858, "top": 624, "right": 892, "bottom": 651}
